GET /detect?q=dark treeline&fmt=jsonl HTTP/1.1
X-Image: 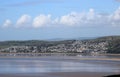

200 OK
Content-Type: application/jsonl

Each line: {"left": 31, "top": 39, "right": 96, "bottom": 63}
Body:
{"left": 0, "top": 40, "right": 76, "bottom": 49}
{"left": 107, "top": 39, "right": 120, "bottom": 54}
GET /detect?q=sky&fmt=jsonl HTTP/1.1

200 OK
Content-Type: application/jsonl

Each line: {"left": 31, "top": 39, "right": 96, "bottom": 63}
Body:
{"left": 0, "top": 0, "right": 120, "bottom": 41}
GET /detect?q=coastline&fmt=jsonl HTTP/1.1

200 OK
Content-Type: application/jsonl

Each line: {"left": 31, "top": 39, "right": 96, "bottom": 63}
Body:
{"left": 0, "top": 53, "right": 120, "bottom": 61}
{"left": 0, "top": 72, "right": 119, "bottom": 77}
{"left": 99, "top": 53, "right": 120, "bottom": 56}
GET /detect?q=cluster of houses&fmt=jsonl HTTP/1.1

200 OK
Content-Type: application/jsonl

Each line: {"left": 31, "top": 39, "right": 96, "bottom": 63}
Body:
{"left": 0, "top": 40, "right": 108, "bottom": 54}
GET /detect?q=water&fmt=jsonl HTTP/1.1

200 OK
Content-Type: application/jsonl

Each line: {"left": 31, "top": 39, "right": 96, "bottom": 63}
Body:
{"left": 0, "top": 54, "right": 120, "bottom": 74}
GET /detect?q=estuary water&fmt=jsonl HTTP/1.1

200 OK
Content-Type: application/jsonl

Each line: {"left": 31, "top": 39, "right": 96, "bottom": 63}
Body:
{"left": 0, "top": 54, "right": 120, "bottom": 74}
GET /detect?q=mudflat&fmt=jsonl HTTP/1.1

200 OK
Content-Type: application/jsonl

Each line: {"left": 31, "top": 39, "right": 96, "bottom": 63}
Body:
{"left": 0, "top": 54, "right": 119, "bottom": 77}
{"left": 0, "top": 72, "right": 119, "bottom": 77}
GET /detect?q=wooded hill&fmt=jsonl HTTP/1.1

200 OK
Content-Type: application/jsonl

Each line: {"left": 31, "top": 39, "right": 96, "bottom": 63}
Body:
{"left": 0, "top": 36, "right": 120, "bottom": 54}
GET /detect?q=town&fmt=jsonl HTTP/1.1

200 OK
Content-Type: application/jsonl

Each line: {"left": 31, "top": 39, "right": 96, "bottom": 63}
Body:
{"left": 0, "top": 40, "right": 108, "bottom": 54}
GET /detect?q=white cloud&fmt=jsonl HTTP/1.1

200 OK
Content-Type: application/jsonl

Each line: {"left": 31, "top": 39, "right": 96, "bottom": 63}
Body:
{"left": 2, "top": 7, "right": 120, "bottom": 29}
{"left": 59, "top": 9, "right": 97, "bottom": 26}
{"left": 52, "top": 18, "right": 59, "bottom": 24}
{"left": 59, "top": 8, "right": 120, "bottom": 27}
{"left": 32, "top": 14, "right": 51, "bottom": 28}
{"left": 86, "top": 9, "right": 95, "bottom": 20}
{"left": 60, "top": 12, "right": 82, "bottom": 26}
{"left": 113, "top": 8, "right": 120, "bottom": 20}
{"left": 59, "top": 9, "right": 105, "bottom": 27}
{"left": 109, "top": 7, "right": 120, "bottom": 26}
{"left": 16, "top": 14, "right": 31, "bottom": 28}
{"left": 3, "top": 19, "right": 12, "bottom": 28}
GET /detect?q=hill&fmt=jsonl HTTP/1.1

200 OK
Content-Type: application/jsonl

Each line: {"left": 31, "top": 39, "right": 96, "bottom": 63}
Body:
{"left": 0, "top": 36, "right": 120, "bottom": 54}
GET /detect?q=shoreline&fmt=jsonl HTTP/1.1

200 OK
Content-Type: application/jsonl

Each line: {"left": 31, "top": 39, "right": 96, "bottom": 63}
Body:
{"left": 0, "top": 53, "right": 120, "bottom": 61}
{"left": 0, "top": 52, "right": 120, "bottom": 55}
{"left": 0, "top": 72, "right": 119, "bottom": 77}
{"left": 0, "top": 56, "right": 119, "bottom": 62}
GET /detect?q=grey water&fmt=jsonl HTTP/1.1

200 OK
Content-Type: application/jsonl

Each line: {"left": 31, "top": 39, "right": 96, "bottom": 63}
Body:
{"left": 0, "top": 54, "right": 120, "bottom": 74}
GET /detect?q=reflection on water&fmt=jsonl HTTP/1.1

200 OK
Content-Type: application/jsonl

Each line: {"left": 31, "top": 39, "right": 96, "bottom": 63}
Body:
{"left": 0, "top": 54, "right": 120, "bottom": 74}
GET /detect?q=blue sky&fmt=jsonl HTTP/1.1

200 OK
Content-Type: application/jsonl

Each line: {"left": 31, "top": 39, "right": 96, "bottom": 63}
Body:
{"left": 0, "top": 0, "right": 120, "bottom": 41}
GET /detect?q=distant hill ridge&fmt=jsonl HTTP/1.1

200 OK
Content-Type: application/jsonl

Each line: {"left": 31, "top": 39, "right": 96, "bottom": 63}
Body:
{"left": 96, "top": 36, "right": 120, "bottom": 41}
{"left": 0, "top": 36, "right": 120, "bottom": 54}
{"left": 0, "top": 36, "right": 120, "bottom": 47}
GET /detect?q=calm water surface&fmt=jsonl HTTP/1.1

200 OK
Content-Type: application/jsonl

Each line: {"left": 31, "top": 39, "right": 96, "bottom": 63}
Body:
{"left": 0, "top": 54, "right": 120, "bottom": 74}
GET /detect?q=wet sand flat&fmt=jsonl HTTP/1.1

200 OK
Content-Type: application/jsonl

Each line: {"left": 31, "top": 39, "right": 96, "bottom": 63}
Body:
{"left": 0, "top": 72, "right": 118, "bottom": 77}
{"left": 0, "top": 53, "right": 120, "bottom": 61}
{"left": 0, "top": 54, "right": 119, "bottom": 77}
